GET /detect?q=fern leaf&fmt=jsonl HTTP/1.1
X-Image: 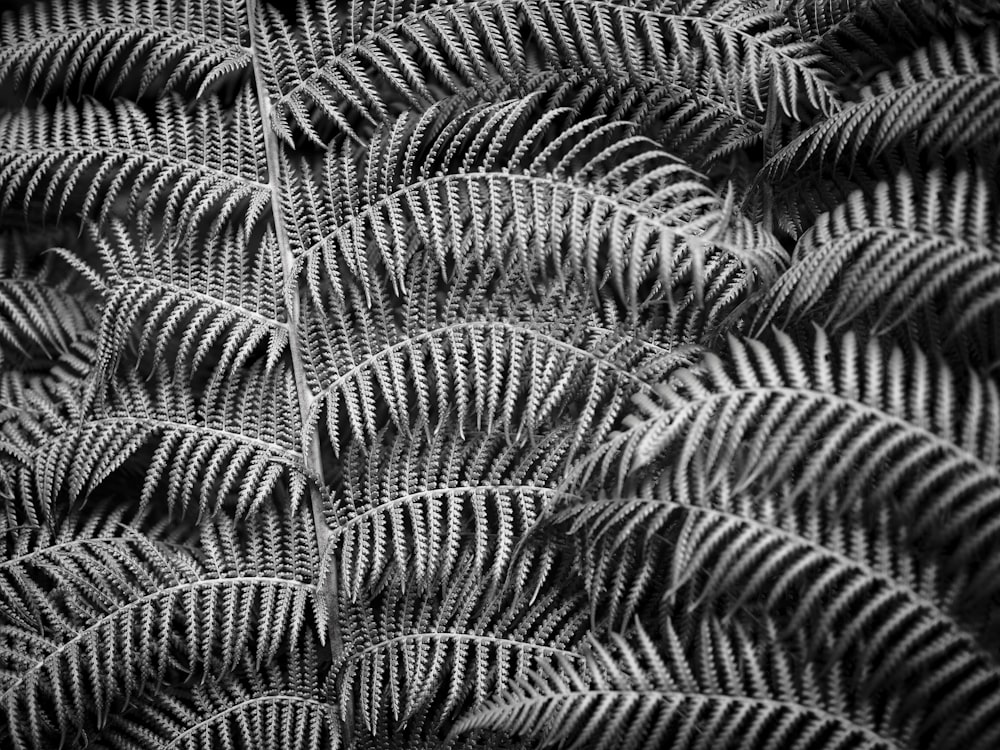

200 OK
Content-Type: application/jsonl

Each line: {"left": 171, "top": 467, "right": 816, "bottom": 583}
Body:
{"left": 755, "top": 166, "right": 1000, "bottom": 367}
{"left": 324, "top": 426, "right": 580, "bottom": 599}
{"left": 257, "top": 0, "right": 838, "bottom": 145}
{"left": 766, "top": 26, "right": 1000, "bottom": 175}
{"left": 332, "top": 554, "right": 587, "bottom": 739}
{"left": 288, "top": 96, "right": 784, "bottom": 316}
{"left": 0, "top": 501, "right": 320, "bottom": 750}
{"left": 300, "top": 245, "right": 695, "bottom": 454}
{"left": 81, "top": 218, "right": 289, "bottom": 392}
{"left": 615, "top": 327, "right": 1000, "bottom": 601}
{"left": 0, "top": 0, "right": 251, "bottom": 100}
{"left": 455, "top": 619, "right": 906, "bottom": 749}
{"left": 0, "top": 86, "right": 270, "bottom": 240}
{"left": 89, "top": 649, "right": 332, "bottom": 750}
{"left": 0, "top": 227, "right": 98, "bottom": 363}
{"left": 562, "top": 452, "right": 1000, "bottom": 709}
{"left": 29, "top": 361, "right": 306, "bottom": 517}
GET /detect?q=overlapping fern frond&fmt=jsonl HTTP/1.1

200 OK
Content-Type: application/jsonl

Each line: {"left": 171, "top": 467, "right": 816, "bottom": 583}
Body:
{"left": 0, "top": 0, "right": 251, "bottom": 99}
{"left": 23, "top": 361, "right": 306, "bottom": 517}
{"left": 287, "top": 95, "right": 785, "bottom": 313}
{"left": 756, "top": 165, "right": 1000, "bottom": 366}
{"left": 767, "top": 25, "right": 1000, "bottom": 177}
{"left": 332, "top": 553, "right": 587, "bottom": 743}
{"left": 90, "top": 647, "right": 332, "bottom": 750}
{"left": 0, "top": 85, "right": 270, "bottom": 239}
{"left": 455, "top": 619, "right": 909, "bottom": 749}
{"left": 256, "top": 0, "right": 838, "bottom": 145}
{"left": 0, "top": 500, "right": 320, "bottom": 750}
{"left": 324, "top": 426, "right": 579, "bottom": 599}
{"left": 608, "top": 327, "right": 1000, "bottom": 598}
{"left": 0, "top": 227, "right": 98, "bottom": 363}
{"left": 82, "top": 218, "right": 289, "bottom": 392}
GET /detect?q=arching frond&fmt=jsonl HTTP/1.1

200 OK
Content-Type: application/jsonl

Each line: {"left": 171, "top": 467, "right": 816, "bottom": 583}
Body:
{"left": 30, "top": 361, "right": 306, "bottom": 518}
{"left": 455, "top": 619, "right": 909, "bottom": 749}
{"left": 83, "top": 218, "right": 289, "bottom": 392}
{"left": 755, "top": 166, "right": 1000, "bottom": 367}
{"left": 300, "top": 243, "right": 696, "bottom": 454}
{"left": 780, "top": 0, "right": 965, "bottom": 74}
{"left": 332, "top": 554, "right": 587, "bottom": 740}
{"left": 0, "top": 0, "right": 251, "bottom": 100}
{"left": 90, "top": 649, "right": 333, "bottom": 750}
{"left": 287, "top": 96, "right": 785, "bottom": 315}
{"left": 255, "top": 0, "right": 838, "bottom": 145}
{"left": 766, "top": 26, "right": 1000, "bottom": 176}
{"left": 1, "top": 501, "right": 321, "bottom": 750}
{"left": 0, "top": 227, "right": 98, "bottom": 363}
{"left": 324, "top": 426, "right": 579, "bottom": 600}
{"left": 0, "top": 86, "right": 270, "bottom": 240}
{"left": 0, "top": 334, "right": 95, "bottom": 526}
{"left": 610, "top": 328, "right": 1000, "bottom": 599}
{"left": 560, "top": 451, "right": 1000, "bottom": 712}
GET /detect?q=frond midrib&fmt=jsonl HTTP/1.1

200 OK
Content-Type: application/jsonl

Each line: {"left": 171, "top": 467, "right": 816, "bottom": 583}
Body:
{"left": 164, "top": 693, "right": 329, "bottom": 748}
{"left": 1, "top": 575, "right": 315, "bottom": 701}
{"left": 648, "top": 384, "right": 1000, "bottom": 480}
{"left": 306, "top": 319, "right": 670, "bottom": 423}
{"left": 624, "top": 495, "right": 994, "bottom": 665}
{"left": 471, "top": 689, "right": 902, "bottom": 748}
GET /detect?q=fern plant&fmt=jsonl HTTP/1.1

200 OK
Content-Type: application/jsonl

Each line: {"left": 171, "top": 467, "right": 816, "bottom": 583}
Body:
{"left": 2, "top": 0, "right": 1000, "bottom": 748}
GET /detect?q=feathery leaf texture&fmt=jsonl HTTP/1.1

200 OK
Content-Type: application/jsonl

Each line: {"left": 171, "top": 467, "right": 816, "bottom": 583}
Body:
{"left": 332, "top": 555, "right": 587, "bottom": 741}
{"left": 767, "top": 25, "right": 1000, "bottom": 176}
{"left": 0, "top": 0, "right": 251, "bottom": 99}
{"left": 0, "top": 501, "right": 320, "bottom": 750}
{"left": 83, "top": 218, "right": 289, "bottom": 391}
{"left": 756, "top": 165, "right": 1000, "bottom": 365}
{"left": 324, "top": 426, "right": 579, "bottom": 599}
{"left": 257, "top": 0, "right": 839, "bottom": 145}
{"left": 0, "top": 227, "right": 98, "bottom": 363}
{"left": 90, "top": 651, "right": 333, "bottom": 750}
{"left": 0, "top": 87, "right": 270, "bottom": 238}
{"left": 29, "top": 361, "right": 306, "bottom": 517}
{"left": 456, "top": 619, "right": 907, "bottom": 749}
{"left": 2, "top": 1, "right": 1000, "bottom": 749}
{"left": 615, "top": 328, "right": 1000, "bottom": 598}
{"left": 287, "top": 95, "right": 786, "bottom": 312}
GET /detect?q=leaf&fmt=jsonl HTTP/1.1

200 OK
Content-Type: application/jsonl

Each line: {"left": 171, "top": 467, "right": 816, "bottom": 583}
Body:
{"left": 0, "top": 501, "right": 320, "bottom": 750}
{"left": 455, "top": 619, "right": 908, "bottom": 749}
{"left": 0, "top": 0, "right": 251, "bottom": 99}
{"left": 755, "top": 166, "right": 1000, "bottom": 368}
{"left": 0, "top": 86, "right": 270, "bottom": 241}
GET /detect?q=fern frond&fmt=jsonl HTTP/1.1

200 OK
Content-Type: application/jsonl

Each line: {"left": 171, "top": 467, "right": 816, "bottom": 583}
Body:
{"left": 1, "top": 501, "right": 320, "bottom": 750}
{"left": 90, "top": 648, "right": 332, "bottom": 750}
{"left": 83, "top": 218, "right": 289, "bottom": 392}
{"left": 562, "top": 451, "right": 1000, "bottom": 704}
{"left": 612, "top": 327, "right": 1000, "bottom": 600}
{"left": 301, "top": 244, "right": 696, "bottom": 454}
{"left": 766, "top": 26, "right": 1000, "bottom": 176}
{"left": 324, "top": 426, "right": 579, "bottom": 600}
{"left": 1, "top": 334, "right": 95, "bottom": 525}
{"left": 0, "top": 227, "right": 98, "bottom": 363}
{"left": 780, "top": 0, "right": 961, "bottom": 74}
{"left": 0, "top": 86, "right": 270, "bottom": 239}
{"left": 30, "top": 361, "right": 306, "bottom": 518}
{"left": 455, "top": 619, "right": 908, "bottom": 749}
{"left": 332, "top": 553, "right": 587, "bottom": 739}
{"left": 755, "top": 166, "right": 1000, "bottom": 367}
{"left": 288, "top": 96, "right": 784, "bottom": 315}
{"left": 256, "top": 0, "right": 838, "bottom": 145}
{"left": 0, "top": 0, "right": 251, "bottom": 100}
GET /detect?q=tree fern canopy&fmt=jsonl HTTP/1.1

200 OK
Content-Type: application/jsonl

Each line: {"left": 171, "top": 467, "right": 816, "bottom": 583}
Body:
{"left": 1, "top": 0, "right": 1000, "bottom": 748}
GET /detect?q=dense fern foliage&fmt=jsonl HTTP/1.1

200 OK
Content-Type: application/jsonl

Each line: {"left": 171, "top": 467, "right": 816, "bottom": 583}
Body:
{"left": 2, "top": 0, "right": 1000, "bottom": 747}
